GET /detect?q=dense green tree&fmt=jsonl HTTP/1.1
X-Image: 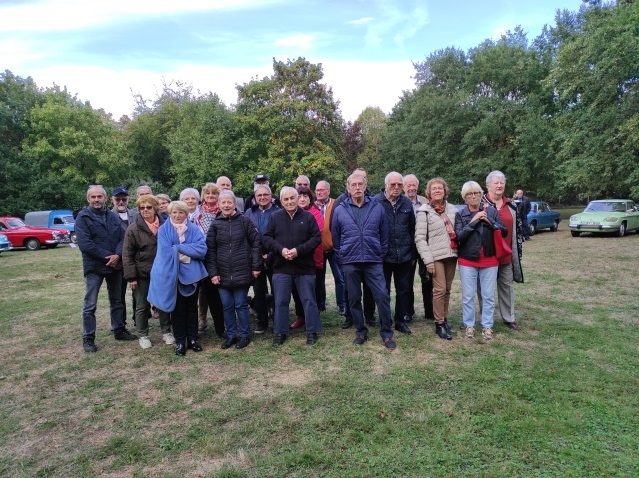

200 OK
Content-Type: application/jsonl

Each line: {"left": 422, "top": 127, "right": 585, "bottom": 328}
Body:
{"left": 354, "top": 106, "right": 388, "bottom": 191}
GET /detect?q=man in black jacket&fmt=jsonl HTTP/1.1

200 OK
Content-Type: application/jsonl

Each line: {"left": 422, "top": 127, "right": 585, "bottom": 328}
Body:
{"left": 514, "top": 189, "right": 532, "bottom": 240}
{"left": 76, "top": 185, "right": 137, "bottom": 352}
{"left": 262, "top": 186, "right": 322, "bottom": 346}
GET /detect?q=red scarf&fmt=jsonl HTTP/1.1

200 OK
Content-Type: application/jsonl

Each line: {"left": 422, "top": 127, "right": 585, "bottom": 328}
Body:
{"left": 430, "top": 200, "right": 457, "bottom": 249}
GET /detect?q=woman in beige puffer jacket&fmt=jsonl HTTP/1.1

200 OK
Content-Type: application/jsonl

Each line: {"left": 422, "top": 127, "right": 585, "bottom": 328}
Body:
{"left": 415, "top": 177, "right": 458, "bottom": 340}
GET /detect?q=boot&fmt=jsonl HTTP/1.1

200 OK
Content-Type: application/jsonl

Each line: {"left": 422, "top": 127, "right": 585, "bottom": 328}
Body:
{"left": 435, "top": 322, "right": 452, "bottom": 340}
{"left": 443, "top": 318, "right": 456, "bottom": 335}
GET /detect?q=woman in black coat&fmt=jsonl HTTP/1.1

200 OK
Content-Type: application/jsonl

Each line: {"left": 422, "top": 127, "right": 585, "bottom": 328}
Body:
{"left": 205, "top": 191, "right": 262, "bottom": 350}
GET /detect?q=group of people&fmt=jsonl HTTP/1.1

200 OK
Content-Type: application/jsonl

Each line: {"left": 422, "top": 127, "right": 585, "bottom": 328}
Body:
{"left": 76, "top": 169, "right": 525, "bottom": 355}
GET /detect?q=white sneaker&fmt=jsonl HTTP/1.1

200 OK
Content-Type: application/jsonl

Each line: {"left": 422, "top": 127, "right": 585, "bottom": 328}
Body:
{"left": 162, "top": 333, "right": 176, "bottom": 345}
{"left": 139, "top": 336, "right": 152, "bottom": 349}
{"left": 465, "top": 326, "right": 475, "bottom": 339}
{"left": 482, "top": 327, "right": 494, "bottom": 340}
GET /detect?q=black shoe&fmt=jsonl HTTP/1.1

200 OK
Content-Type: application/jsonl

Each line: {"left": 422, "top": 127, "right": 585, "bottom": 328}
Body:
{"left": 338, "top": 306, "right": 346, "bottom": 316}
{"left": 254, "top": 323, "right": 267, "bottom": 334}
{"left": 114, "top": 328, "right": 138, "bottom": 341}
{"left": 216, "top": 331, "right": 227, "bottom": 340}
{"left": 404, "top": 313, "right": 413, "bottom": 323}
{"left": 341, "top": 318, "right": 353, "bottom": 329}
{"left": 83, "top": 338, "right": 97, "bottom": 353}
{"left": 187, "top": 339, "right": 203, "bottom": 352}
{"left": 503, "top": 321, "right": 520, "bottom": 330}
{"left": 319, "top": 305, "right": 326, "bottom": 312}
{"left": 273, "top": 334, "right": 287, "bottom": 346}
{"left": 383, "top": 337, "right": 397, "bottom": 350}
{"left": 235, "top": 337, "right": 251, "bottom": 349}
{"left": 395, "top": 322, "right": 412, "bottom": 334}
{"left": 435, "top": 322, "right": 452, "bottom": 340}
{"left": 444, "top": 318, "right": 456, "bottom": 335}
{"left": 353, "top": 335, "right": 367, "bottom": 345}
{"left": 365, "top": 316, "right": 379, "bottom": 327}
{"left": 221, "top": 337, "right": 238, "bottom": 349}
{"left": 306, "top": 332, "right": 318, "bottom": 346}
{"left": 175, "top": 342, "right": 186, "bottom": 356}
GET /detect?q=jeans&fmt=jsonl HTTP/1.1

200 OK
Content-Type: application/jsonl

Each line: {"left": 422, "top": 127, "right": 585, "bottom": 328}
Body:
{"left": 316, "top": 251, "right": 346, "bottom": 310}
{"left": 273, "top": 273, "right": 321, "bottom": 335}
{"left": 82, "top": 271, "right": 126, "bottom": 339}
{"left": 132, "top": 278, "right": 171, "bottom": 337}
{"left": 218, "top": 286, "right": 251, "bottom": 339}
{"left": 459, "top": 265, "right": 497, "bottom": 328}
{"left": 342, "top": 263, "right": 393, "bottom": 339}
{"left": 171, "top": 286, "right": 199, "bottom": 345}
{"left": 382, "top": 260, "right": 413, "bottom": 324}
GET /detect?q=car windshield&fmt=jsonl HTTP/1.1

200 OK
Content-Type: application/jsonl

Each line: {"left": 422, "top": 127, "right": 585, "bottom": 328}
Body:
{"left": 584, "top": 202, "right": 625, "bottom": 213}
{"left": 7, "top": 218, "right": 26, "bottom": 228}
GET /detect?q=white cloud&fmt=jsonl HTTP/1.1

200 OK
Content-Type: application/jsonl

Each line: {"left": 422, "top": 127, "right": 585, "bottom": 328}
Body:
{"left": 273, "top": 34, "right": 316, "bottom": 49}
{"left": 348, "top": 17, "right": 374, "bottom": 25}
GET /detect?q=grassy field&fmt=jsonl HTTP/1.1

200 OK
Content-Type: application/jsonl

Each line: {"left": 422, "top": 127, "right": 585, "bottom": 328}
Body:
{"left": 1, "top": 227, "right": 638, "bottom": 477}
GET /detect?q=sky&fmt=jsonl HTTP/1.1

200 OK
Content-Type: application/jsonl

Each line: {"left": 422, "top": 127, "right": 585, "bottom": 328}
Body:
{"left": 1, "top": 0, "right": 586, "bottom": 121}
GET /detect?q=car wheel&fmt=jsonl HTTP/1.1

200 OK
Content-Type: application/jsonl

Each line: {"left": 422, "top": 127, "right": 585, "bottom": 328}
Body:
{"left": 70, "top": 232, "right": 77, "bottom": 244}
{"left": 550, "top": 220, "right": 559, "bottom": 232}
{"left": 25, "top": 238, "right": 41, "bottom": 250}
{"left": 571, "top": 231, "right": 581, "bottom": 237}
{"left": 617, "top": 222, "right": 626, "bottom": 237}
{"left": 528, "top": 221, "right": 537, "bottom": 236}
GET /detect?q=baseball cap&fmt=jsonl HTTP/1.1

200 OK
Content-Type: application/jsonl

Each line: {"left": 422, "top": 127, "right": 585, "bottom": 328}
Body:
{"left": 112, "top": 187, "right": 129, "bottom": 196}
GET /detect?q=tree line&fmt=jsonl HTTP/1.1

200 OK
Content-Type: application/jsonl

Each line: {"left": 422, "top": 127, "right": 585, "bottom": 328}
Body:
{"left": 1, "top": 1, "right": 637, "bottom": 216}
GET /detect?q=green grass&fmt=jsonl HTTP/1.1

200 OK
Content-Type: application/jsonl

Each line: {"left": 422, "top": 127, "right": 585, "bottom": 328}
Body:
{"left": 1, "top": 230, "right": 638, "bottom": 477}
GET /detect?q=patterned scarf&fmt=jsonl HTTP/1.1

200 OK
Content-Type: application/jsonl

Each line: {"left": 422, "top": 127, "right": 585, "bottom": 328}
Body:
{"left": 430, "top": 199, "right": 457, "bottom": 249}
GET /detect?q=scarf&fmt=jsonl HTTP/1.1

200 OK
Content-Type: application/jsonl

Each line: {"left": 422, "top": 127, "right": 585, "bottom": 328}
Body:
{"left": 145, "top": 216, "right": 160, "bottom": 236}
{"left": 430, "top": 199, "right": 457, "bottom": 249}
{"left": 201, "top": 201, "right": 220, "bottom": 215}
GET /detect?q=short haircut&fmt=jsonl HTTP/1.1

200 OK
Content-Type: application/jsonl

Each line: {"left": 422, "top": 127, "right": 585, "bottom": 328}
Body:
{"left": 202, "top": 182, "right": 220, "bottom": 197}
{"left": 460, "top": 181, "right": 483, "bottom": 199}
{"left": 86, "top": 185, "right": 107, "bottom": 199}
{"left": 403, "top": 174, "right": 419, "bottom": 186}
{"left": 167, "top": 201, "right": 190, "bottom": 215}
{"left": 385, "top": 171, "right": 403, "bottom": 185}
{"left": 218, "top": 190, "right": 237, "bottom": 204}
{"left": 280, "top": 186, "right": 298, "bottom": 200}
{"left": 425, "top": 177, "right": 450, "bottom": 199}
{"left": 316, "top": 180, "right": 330, "bottom": 191}
{"left": 136, "top": 185, "right": 152, "bottom": 195}
{"left": 136, "top": 194, "right": 159, "bottom": 212}
{"left": 255, "top": 185, "right": 272, "bottom": 195}
{"left": 156, "top": 193, "right": 171, "bottom": 203}
{"left": 295, "top": 175, "right": 310, "bottom": 186}
{"left": 347, "top": 173, "right": 367, "bottom": 187}
{"left": 179, "top": 188, "right": 200, "bottom": 201}
{"left": 486, "top": 170, "right": 506, "bottom": 186}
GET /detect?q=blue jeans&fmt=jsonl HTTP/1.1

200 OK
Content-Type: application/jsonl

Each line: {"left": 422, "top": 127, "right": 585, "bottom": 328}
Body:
{"left": 459, "top": 265, "right": 497, "bottom": 328}
{"left": 218, "top": 286, "right": 251, "bottom": 339}
{"left": 82, "top": 271, "right": 126, "bottom": 338}
{"left": 342, "top": 263, "right": 393, "bottom": 339}
{"left": 272, "top": 273, "right": 321, "bottom": 335}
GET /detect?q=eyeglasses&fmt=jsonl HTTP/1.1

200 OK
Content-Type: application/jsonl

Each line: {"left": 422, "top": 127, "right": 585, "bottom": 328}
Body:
{"left": 138, "top": 205, "right": 153, "bottom": 210}
{"left": 114, "top": 197, "right": 128, "bottom": 202}
{"left": 466, "top": 192, "right": 481, "bottom": 197}
{"left": 388, "top": 182, "right": 403, "bottom": 188}
{"left": 256, "top": 193, "right": 271, "bottom": 198}
{"left": 430, "top": 187, "right": 445, "bottom": 191}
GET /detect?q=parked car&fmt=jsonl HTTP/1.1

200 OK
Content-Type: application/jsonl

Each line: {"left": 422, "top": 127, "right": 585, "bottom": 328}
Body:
{"left": 527, "top": 201, "right": 561, "bottom": 235}
{"left": 0, "top": 217, "right": 70, "bottom": 250}
{"left": 0, "top": 233, "right": 12, "bottom": 253}
{"left": 25, "top": 209, "right": 77, "bottom": 243}
{"left": 568, "top": 200, "right": 639, "bottom": 237}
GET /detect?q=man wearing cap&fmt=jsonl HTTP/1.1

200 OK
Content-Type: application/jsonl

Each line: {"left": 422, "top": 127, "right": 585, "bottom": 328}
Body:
{"left": 76, "top": 185, "right": 138, "bottom": 352}
{"left": 245, "top": 174, "right": 282, "bottom": 210}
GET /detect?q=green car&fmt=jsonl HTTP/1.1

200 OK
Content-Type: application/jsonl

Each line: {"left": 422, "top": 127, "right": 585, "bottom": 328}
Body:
{"left": 569, "top": 199, "right": 639, "bottom": 237}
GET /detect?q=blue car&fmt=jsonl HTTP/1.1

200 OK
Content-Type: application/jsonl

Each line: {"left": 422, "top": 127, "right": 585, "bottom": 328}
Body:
{"left": 0, "top": 233, "right": 12, "bottom": 253}
{"left": 527, "top": 201, "right": 561, "bottom": 236}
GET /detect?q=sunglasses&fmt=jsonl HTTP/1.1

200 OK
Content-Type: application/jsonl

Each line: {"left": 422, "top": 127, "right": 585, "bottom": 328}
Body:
{"left": 114, "top": 197, "right": 129, "bottom": 202}
{"left": 138, "top": 205, "right": 153, "bottom": 210}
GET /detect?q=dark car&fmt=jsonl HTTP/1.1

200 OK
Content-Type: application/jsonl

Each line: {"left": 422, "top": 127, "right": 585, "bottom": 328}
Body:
{"left": 527, "top": 201, "right": 561, "bottom": 236}
{"left": 0, "top": 217, "right": 70, "bottom": 250}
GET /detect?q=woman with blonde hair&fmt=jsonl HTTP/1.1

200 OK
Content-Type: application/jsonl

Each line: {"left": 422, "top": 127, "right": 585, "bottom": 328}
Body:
{"left": 415, "top": 178, "right": 458, "bottom": 340}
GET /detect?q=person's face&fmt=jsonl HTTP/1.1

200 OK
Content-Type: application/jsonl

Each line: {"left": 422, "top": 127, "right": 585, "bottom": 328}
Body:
{"left": 404, "top": 178, "right": 418, "bottom": 200}
{"left": 295, "top": 178, "right": 309, "bottom": 188}
{"left": 138, "top": 202, "right": 155, "bottom": 220}
{"left": 112, "top": 194, "right": 130, "bottom": 212}
{"left": 281, "top": 191, "right": 298, "bottom": 213}
{"left": 348, "top": 178, "right": 366, "bottom": 200}
{"left": 182, "top": 193, "right": 198, "bottom": 212}
{"left": 204, "top": 190, "right": 219, "bottom": 204}
{"left": 138, "top": 188, "right": 152, "bottom": 197}
{"left": 159, "top": 199, "right": 169, "bottom": 213}
{"left": 487, "top": 177, "right": 506, "bottom": 198}
{"left": 429, "top": 182, "right": 446, "bottom": 202}
{"left": 255, "top": 189, "right": 272, "bottom": 208}
{"left": 220, "top": 196, "right": 235, "bottom": 216}
{"left": 217, "top": 178, "right": 232, "bottom": 190}
{"left": 297, "top": 194, "right": 311, "bottom": 209}
{"left": 516, "top": 190, "right": 523, "bottom": 198}
{"left": 464, "top": 190, "right": 482, "bottom": 209}
{"left": 315, "top": 184, "right": 329, "bottom": 202}
{"left": 385, "top": 175, "right": 403, "bottom": 200}
{"left": 170, "top": 208, "right": 187, "bottom": 223}
{"left": 87, "top": 188, "right": 106, "bottom": 209}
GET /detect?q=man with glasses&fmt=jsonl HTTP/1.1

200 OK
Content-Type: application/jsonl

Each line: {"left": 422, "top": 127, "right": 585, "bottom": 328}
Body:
{"left": 375, "top": 172, "right": 415, "bottom": 335}
{"left": 332, "top": 173, "right": 397, "bottom": 350}
{"left": 111, "top": 187, "right": 138, "bottom": 323}
{"left": 245, "top": 174, "right": 282, "bottom": 210}
{"left": 76, "top": 185, "right": 137, "bottom": 352}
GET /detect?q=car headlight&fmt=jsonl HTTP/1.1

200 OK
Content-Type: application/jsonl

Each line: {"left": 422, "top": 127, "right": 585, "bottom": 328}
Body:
{"left": 570, "top": 215, "right": 578, "bottom": 222}
{"left": 604, "top": 217, "right": 619, "bottom": 222}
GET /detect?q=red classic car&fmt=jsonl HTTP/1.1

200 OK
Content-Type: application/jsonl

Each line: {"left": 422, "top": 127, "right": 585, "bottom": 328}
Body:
{"left": 0, "top": 216, "right": 70, "bottom": 250}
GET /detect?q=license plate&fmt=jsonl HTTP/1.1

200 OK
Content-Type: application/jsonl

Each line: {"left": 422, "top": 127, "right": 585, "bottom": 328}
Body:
{"left": 583, "top": 222, "right": 599, "bottom": 226}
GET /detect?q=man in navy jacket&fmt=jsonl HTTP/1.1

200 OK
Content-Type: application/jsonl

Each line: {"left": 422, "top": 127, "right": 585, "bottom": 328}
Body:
{"left": 76, "top": 185, "right": 137, "bottom": 352}
{"left": 331, "top": 173, "right": 397, "bottom": 350}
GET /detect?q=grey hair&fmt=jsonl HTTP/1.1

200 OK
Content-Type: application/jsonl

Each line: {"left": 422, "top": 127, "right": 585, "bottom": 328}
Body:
{"left": 295, "top": 175, "right": 310, "bottom": 185}
{"left": 385, "top": 171, "right": 403, "bottom": 184}
{"left": 316, "top": 180, "right": 330, "bottom": 191}
{"left": 86, "top": 185, "right": 107, "bottom": 198}
{"left": 403, "top": 174, "right": 419, "bottom": 186}
{"left": 219, "top": 190, "right": 237, "bottom": 204}
{"left": 280, "top": 186, "right": 298, "bottom": 200}
{"left": 136, "top": 185, "right": 152, "bottom": 195}
{"left": 461, "top": 181, "right": 483, "bottom": 199}
{"left": 485, "top": 170, "right": 506, "bottom": 187}
{"left": 347, "top": 173, "right": 367, "bottom": 187}
{"left": 179, "top": 188, "right": 200, "bottom": 201}
{"left": 254, "top": 184, "right": 272, "bottom": 195}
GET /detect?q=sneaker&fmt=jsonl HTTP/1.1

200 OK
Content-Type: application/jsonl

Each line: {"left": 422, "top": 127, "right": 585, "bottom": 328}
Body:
{"left": 482, "top": 327, "right": 494, "bottom": 340}
{"left": 290, "top": 316, "right": 305, "bottom": 329}
{"left": 353, "top": 335, "right": 367, "bottom": 345}
{"left": 83, "top": 338, "right": 97, "bottom": 353}
{"left": 273, "top": 334, "right": 287, "bottom": 346}
{"left": 306, "top": 332, "right": 318, "bottom": 346}
{"left": 114, "top": 328, "right": 138, "bottom": 341}
{"left": 162, "top": 333, "right": 175, "bottom": 345}
{"left": 383, "top": 337, "right": 396, "bottom": 350}
{"left": 254, "top": 323, "right": 267, "bottom": 334}
{"left": 465, "top": 326, "right": 475, "bottom": 339}
{"left": 139, "top": 336, "right": 152, "bottom": 349}
{"left": 235, "top": 337, "right": 251, "bottom": 349}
